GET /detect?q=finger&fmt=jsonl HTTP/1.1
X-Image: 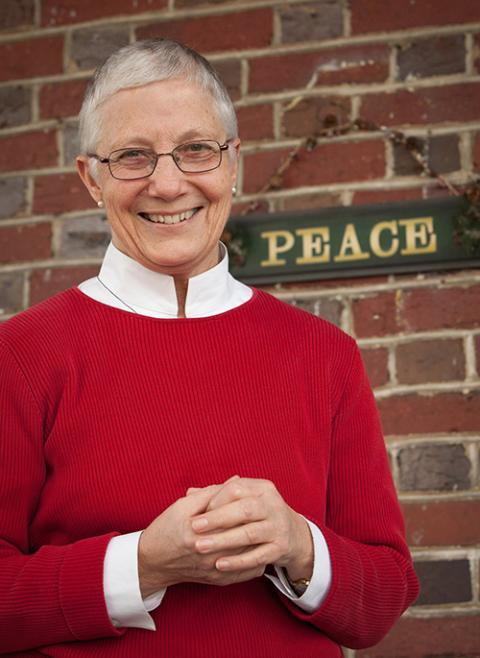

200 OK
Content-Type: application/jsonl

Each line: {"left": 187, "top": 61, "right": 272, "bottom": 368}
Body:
{"left": 186, "top": 475, "right": 240, "bottom": 497}
{"left": 183, "top": 486, "right": 226, "bottom": 516}
{"left": 194, "top": 521, "right": 269, "bottom": 555}
{"left": 215, "top": 544, "right": 275, "bottom": 573}
{"left": 191, "top": 496, "right": 264, "bottom": 533}
{"left": 206, "top": 478, "right": 276, "bottom": 512}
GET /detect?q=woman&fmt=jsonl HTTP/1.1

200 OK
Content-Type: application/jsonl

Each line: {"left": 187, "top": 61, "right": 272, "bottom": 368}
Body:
{"left": 0, "top": 39, "right": 418, "bottom": 656}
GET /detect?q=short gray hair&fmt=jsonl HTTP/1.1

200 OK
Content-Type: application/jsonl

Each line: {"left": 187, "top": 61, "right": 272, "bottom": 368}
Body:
{"left": 78, "top": 39, "right": 238, "bottom": 155}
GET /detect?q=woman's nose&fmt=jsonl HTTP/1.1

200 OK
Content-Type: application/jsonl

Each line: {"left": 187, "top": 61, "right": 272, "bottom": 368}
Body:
{"left": 146, "top": 154, "right": 186, "bottom": 199}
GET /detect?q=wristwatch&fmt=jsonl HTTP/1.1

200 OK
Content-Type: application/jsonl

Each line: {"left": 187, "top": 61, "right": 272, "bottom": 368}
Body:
{"left": 285, "top": 573, "right": 310, "bottom": 596}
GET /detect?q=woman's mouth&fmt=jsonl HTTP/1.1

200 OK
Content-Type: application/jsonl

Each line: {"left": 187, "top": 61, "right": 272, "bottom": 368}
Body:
{"left": 138, "top": 208, "right": 200, "bottom": 224}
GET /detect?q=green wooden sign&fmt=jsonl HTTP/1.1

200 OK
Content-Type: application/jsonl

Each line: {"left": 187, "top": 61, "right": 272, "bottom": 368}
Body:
{"left": 226, "top": 197, "right": 479, "bottom": 284}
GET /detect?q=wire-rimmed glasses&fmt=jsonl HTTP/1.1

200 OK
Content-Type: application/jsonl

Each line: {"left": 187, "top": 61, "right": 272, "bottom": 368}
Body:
{"left": 87, "top": 140, "right": 230, "bottom": 181}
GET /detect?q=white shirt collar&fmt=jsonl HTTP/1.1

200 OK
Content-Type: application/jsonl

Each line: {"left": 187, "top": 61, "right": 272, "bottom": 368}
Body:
{"left": 78, "top": 242, "right": 252, "bottom": 318}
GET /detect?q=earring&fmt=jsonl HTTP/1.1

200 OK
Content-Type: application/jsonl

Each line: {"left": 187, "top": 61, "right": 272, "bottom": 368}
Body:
{"left": 232, "top": 186, "right": 237, "bottom": 196}
{"left": 97, "top": 200, "right": 104, "bottom": 208}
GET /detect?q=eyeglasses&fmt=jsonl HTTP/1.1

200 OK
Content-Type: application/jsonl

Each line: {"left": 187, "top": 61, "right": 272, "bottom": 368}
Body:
{"left": 88, "top": 140, "right": 230, "bottom": 180}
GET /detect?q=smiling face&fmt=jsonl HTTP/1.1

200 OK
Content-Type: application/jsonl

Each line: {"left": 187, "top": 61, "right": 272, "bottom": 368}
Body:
{"left": 76, "top": 78, "right": 239, "bottom": 278}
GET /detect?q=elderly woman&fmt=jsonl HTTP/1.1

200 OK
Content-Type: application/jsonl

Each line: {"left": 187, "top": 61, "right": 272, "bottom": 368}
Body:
{"left": 0, "top": 39, "right": 418, "bottom": 656}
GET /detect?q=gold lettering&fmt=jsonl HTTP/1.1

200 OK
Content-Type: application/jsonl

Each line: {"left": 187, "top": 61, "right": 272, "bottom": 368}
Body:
{"left": 260, "top": 230, "right": 295, "bottom": 266}
{"left": 334, "top": 223, "right": 370, "bottom": 262}
{"left": 399, "top": 217, "right": 437, "bottom": 255}
{"left": 370, "top": 221, "right": 399, "bottom": 258}
{"left": 296, "top": 227, "right": 331, "bottom": 264}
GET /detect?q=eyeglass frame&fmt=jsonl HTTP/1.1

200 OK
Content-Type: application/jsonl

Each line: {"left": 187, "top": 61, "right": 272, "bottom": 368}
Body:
{"left": 87, "top": 140, "right": 231, "bottom": 180}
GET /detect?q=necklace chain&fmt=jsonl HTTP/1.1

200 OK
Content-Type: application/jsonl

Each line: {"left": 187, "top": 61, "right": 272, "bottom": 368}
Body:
{"left": 96, "top": 276, "right": 138, "bottom": 313}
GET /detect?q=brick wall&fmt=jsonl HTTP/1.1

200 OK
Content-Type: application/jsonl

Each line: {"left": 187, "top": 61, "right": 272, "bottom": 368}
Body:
{"left": 1, "top": 1, "right": 479, "bottom": 656}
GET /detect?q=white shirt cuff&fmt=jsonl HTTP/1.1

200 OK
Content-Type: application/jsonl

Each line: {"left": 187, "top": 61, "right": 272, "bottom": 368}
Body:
{"left": 103, "top": 531, "right": 166, "bottom": 630}
{"left": 266, "top": 519, "right": 332, "bottom": 613}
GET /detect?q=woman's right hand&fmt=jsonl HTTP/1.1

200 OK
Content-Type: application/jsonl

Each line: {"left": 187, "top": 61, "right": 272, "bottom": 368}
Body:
{"left": 138, "top": 484, "right": 263, "bottom": 598}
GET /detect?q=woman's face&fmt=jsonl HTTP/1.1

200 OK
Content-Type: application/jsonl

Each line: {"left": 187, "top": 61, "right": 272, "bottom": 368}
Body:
{"left": 77, "top": 78, "right": 240, "bottom": 277}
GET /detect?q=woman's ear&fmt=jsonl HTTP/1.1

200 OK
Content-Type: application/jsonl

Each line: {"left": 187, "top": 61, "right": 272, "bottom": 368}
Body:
{"left": 76, "top": 156, "right": 103, "bottom": 205}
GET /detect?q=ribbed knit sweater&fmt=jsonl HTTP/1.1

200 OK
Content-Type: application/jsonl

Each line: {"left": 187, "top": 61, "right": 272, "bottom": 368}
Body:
{"left": 0, "top": 288, "right": 418, "bottom": 657}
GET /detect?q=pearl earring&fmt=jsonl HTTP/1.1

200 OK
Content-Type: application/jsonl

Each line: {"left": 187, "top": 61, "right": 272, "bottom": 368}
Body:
{"left": 232, "top": 186, "right": 237, "bottom": 196}
{"left": 97, "top": 200, "right": 104, "bottom": 208}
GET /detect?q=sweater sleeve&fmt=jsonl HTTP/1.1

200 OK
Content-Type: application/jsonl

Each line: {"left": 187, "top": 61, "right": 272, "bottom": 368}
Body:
{"left": 276, "top": 340, "right": 419, "bottom": 649}
{"left": 0, "top": 341, "right": 124, "bottom": 653}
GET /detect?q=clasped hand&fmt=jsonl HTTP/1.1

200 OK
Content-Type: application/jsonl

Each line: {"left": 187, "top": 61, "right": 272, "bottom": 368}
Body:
{"left": 138, "top": 476, "right": 313, "bottom": 598}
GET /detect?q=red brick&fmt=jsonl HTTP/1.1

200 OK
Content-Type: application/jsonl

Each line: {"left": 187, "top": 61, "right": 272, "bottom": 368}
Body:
{"left": 378, "top": 391, "right": 480, "bottom": 435}
{"left": 42, "top": 0, "right": 167, "bottom": 26}
{"left": 475, "top": 334, "right": 480, "bottom": 374}
{"left": 0, "top": 223, "right": 52, "bottom": 264}
{"left": 0, "top": 0, "right": 35, "bottom": 32}
{"left": 352, "top": 187, "right": 423, "bottom": 205}
{"left": 136, "top": 9, "right": 273, "bottom": 53}
{"left": 402, "top": 499, "right": 480, "bottom": 546}
{"left": 261, "top": 140, "right": 384, "bottom": 192}
{"left": 352, "top": 292, "right": 400, "bottom": 338}
{"left": 0, "top": 36, "right": 63, "bottom": 82}
{"left": 474, "top": 132, "right": 480, "bottom": 171}
{"left": 29, "top": 266, "right": 99, "bottom": 305}
{"left": 33, "top": 173, "right": 93, "bottom": 215}
{"left": 242, "top": 147, "right": 292, "bottom": 195}
{"left": 0, "top": 130, "right": 58, "bottom": 173}
{"left": 399, "top": 286, "right": 480, "bottom": 332}
{"left": 396, "top": 338, "right": 466, "bottom": 384}
{"left": 249, "top": 44, "right": 388, "bottom": 94}
{"left": 351, "top": 0, "right": 480, "bottom": 34}
{"left": 230, "top": 200, "right": 269, "bottom": 217}
{"left": 361, "top": 83, "right": 480, "bottom": 127}
{"left": 237, "top": 104, "right": 274, "bottom": 141}
{"left": 360, "top": 347, "right": 389, "bottom": 387}
{"left": 282, "top": 96, "right": 351, "bottom": 139}
{"left": 39, "top": 79, "right": 88, "bottom": 120}
{"left": 357, "top": 615, "right": 480, "bottom": 658}
{"left": 475, "top": 33, "right": 480, "bottom": 74}
{"left": 281, "top": 193, "right": 341, "bottom": 211}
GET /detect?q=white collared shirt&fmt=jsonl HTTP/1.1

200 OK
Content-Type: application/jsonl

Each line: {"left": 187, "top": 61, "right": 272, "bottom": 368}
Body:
{"left": 78, "top": 242, "right": 331, "bottom": 630}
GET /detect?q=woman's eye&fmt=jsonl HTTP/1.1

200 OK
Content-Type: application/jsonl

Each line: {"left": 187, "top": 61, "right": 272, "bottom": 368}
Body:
{"left": 182, "top": 143, "right": 215, "bottom": 157}
{"left": 117, "top": 149, "right": 149, "bottom": 161}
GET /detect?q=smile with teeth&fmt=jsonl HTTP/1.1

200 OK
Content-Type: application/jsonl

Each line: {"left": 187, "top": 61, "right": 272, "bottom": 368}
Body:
{"left": 139, "top": 208, "right": 199, "bottom": 224}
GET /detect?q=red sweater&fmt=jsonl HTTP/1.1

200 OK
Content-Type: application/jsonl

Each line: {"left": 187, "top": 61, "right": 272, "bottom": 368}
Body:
{"left": 0, "top": 288, "right": 418, "bottom": 657}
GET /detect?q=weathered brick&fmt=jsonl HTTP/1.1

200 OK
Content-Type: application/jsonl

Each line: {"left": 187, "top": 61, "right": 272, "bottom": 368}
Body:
{"left": 475, "top": 33, "right": 480, "bottom": 74}
{"left": 414, "top": 560, "right": 472, "bottom": 606}
{"left": 397, "top": 35, "right": 466, "bottom": 81}
{"left": 42, "top": 0, "right": 167, "bottom": 26}
{"left": 0, "top": 271, "right": 24, "bottom": 315}
{"left": 429, "top": 133, "right": 461, "bottom": 173}
{"left": 0, "top": 0, "right": 35, "bottom": 31}
{"left": 351, "top": 0, "right": 480, "bottom": 34}
{"left": 33, "top": 173, "right": 93, "bottom": 215}
{"left": 288, "top": 297, "right": 343, "bottom": 326}
{"left": 39, "top": 79, "right": 88, "bottom": 120}
{"left": 392, "top": 136, "right": 425, "bottom": 176}
{"left": 282, "top": 192, "right": 341, "bottom": 211}
{"left": 356, "top": 615, "right": 480, "bottom": 658}
{"left": 29, "top": 266, "right": 99, "bottom": 305}
{"left": 474, "top": 132, "right": 480, "bottom": 170}
{"left": 396, "top": 338, "right": 465, "bottom": 384}
{"left": 175, "top": 0, "right": 231, "bottom": 6}
{"left": 397, "top": 443, "right": 471, "bottom": 491}
{"left": 352, "top": 187, "right": 423, "bottom": 205}
{"left": 475, "top": 334, "right": 480, "bottom": 375}
{"left": 58, "top": 215, "right": 111, "bottom": 259}
{"left": 402, "top": 499, "right": 480, "bottom": 546}
{"left": 0, "top": 130, "right": 58, "bottom": 174}
{"left": 352, "top": 292, "right": 399, "bottom": 338}
{"left": 137, "top": 9, "right": 273, "bottom": 53}
{"left": 0, "top": 36, "right": 63, "bottom": 83}
{"left": 0, "top": 86, "right": 31, "bottom": 129}
{"left": 70, "top": 26, "right": 130, "bottom": 71}
{"left": 279, "top": 1, "right": 343, "bottom": 43}
{"left": 281, "top": 140, "right": 385, "bottom": 189}
{"left": 361, "top": 83, "right": 480, "bottom": 127}
{"left": 282, "top": 96, "right": 351, "bottom": 139}
{"left": 360, "top": 347, "right": 389, "bottom": 388}
{"left": 249, "top": 44, "right": 388, "bottom": 93}
{"left": 215, "top": 60, "right": 242, "bottom": 102}
{"left": 400, "top": 285, "right": 480, "bottom": 331}
{"left": 62, "top": 123, "right": 80, "bottom": 167}
{"left": 230, "top": 200, "right": 269, "bottom": 217}
{"left": 0, "top": 222, "right": 52, "bottom": 264}
{"left": 237, "top": 104, "right": 274, "bottom": 141}
{"left": 242, "top": 147, "right": 292, "bottom": 195}
{"left": 378, "top": 392, "right": 480, "bottom": 435}
{"left": 0, "top": 177, "right": 28, "bottom": 219}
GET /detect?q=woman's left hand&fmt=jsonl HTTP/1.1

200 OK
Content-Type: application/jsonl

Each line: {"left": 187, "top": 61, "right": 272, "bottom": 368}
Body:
{"left": 188, "top": 477, "right": 314, "bottom": 581}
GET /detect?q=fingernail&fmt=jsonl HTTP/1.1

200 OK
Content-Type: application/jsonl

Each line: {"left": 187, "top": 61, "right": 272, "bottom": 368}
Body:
{"left": 192, "top": 517, "right": 208, "bottom": 531}
{"left": 216, "top": 559, "right": 230, "bottom": 570}
{"left": 196, "top": 538, "right": 214, "bottom": 551}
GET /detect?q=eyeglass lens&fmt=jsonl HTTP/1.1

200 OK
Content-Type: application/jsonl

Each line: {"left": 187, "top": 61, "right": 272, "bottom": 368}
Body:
{"left": 108, "top": 141, "right": 223, "bottom": 179}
